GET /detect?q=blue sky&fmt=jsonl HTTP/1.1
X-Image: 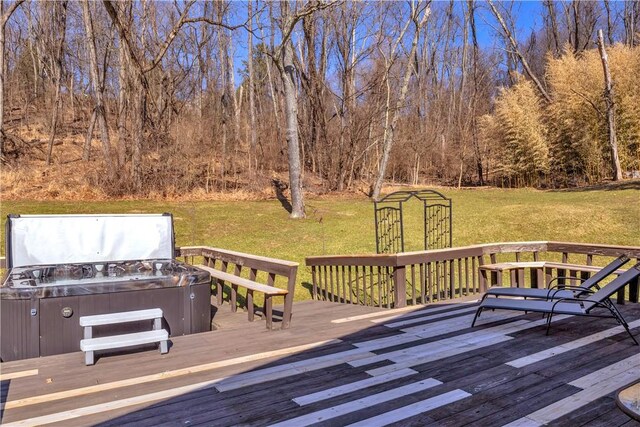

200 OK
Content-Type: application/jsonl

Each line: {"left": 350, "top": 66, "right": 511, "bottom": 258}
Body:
{"left": 475, "top": 1, "right": 544, "bottom": 47}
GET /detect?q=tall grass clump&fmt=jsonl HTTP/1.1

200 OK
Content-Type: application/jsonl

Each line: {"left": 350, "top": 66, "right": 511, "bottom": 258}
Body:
{"left": 481, "top": 44, "right": 640, "bottom": 187}
{"left": 481, "top": 78, "right": 549, "bottom": 187}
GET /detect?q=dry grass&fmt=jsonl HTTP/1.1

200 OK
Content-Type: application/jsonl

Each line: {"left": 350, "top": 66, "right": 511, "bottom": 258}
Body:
{"left": 480, "top": 44, "right": 640, "bottom": 186}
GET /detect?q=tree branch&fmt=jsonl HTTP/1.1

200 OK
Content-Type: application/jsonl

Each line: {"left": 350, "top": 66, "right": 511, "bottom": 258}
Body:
{"left": 487, "top": 0, "right": 552, "bottom": 103}
{"left": 2, "top": 0, "right": 25, "bottom": 27}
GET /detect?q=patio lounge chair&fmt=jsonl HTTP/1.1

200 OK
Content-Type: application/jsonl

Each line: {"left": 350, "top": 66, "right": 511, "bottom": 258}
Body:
{"left": 480, "top": 255, "right": 630, "bottom": 302}
{"left": 471, "top": 263, "right": 640, "bottom": 345}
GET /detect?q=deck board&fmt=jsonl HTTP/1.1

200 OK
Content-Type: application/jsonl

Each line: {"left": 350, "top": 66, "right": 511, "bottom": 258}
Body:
{"left": 1, "top": 299, "right": 639, "bottom": 426}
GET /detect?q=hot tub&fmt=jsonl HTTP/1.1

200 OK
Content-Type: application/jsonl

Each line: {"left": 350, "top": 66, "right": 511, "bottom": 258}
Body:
{"left": 1, "top": 214, "right": 212, "bottom": 362}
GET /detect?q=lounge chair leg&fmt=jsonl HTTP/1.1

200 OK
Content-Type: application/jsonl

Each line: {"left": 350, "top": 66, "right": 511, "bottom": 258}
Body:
{"left": 625, "top": 326, "right": 639, "bottom": 346}
{"left": 471, "top": 308, "right": 482, "bottom": 327}
{"left": 603, "top": 300, "right": 639, "bottom": 345}
{"left": 545, "top": 313, "right": 554, "bottom": 336}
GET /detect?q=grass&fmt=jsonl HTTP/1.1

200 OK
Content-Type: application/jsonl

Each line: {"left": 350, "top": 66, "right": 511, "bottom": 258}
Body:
{"left": 1, "top": 183, "right": 638, "bottom": 301}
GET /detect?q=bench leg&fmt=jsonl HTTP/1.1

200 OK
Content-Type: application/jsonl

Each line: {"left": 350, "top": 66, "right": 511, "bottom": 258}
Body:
{"left": 264, "top": 297, "right": 273, "bottom": 330}
{"left": 84, "top": 327, "right": 94, "bottom": 365}
{"left": 85, "top": 351, "right": 95, "bottom": 366}
{"left": 282, "top": 293, "right": 293, "bottom": 330}
{"left": 160, "top": 340, "right": 168, "bottom": 354}
{"left": 247, "top": 290, "right": 255, "bottom": 322}
{"left": 231, "top": 284, "right": 238, "bottom": 312}
{"left": 153, "top": 318, "right": 161, "bottom": 330}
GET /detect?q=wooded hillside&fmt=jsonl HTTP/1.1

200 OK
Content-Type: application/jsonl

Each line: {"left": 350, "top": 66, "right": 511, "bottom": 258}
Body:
{"left": 0, "top": 1, "right": 638, "bottom": 214}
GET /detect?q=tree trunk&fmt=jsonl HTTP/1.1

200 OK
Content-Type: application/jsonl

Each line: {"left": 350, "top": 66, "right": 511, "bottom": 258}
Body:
{"left": 0, "top": 1, "right": 6, "bottom": 157}
{"left": 131, "top": 77, "right": 144, "bottom": 190}
{"left": 0, "top": 0, "right": 25, "bottom": 156}
{"left": 83, "top": 109, "right": 96, "bottom": 161}
{"left": 596, "top": 29, "right": 622, "bottom": 181}
{"left": 248, "top": 0, "right": 257, "bottom": 177}
{"left": 543, "top": 0, "right": 561, "bottom": 57}
{"left": 81, "top": 0, "right": 115, "bottom": 178}
{"left": 46, "top": 1, "right": 68, "bottom": 165}
{"left": 280, "top": 41, "right": 305, "bottom": 218}
{"left": 468, "top": 0, "right": 484, "bottom": 185}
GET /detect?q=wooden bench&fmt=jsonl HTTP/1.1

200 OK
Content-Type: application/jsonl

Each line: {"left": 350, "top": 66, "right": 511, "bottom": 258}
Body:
{"left": 195, "top": 265, "right": 288, "bottom": 329}
{"left": 79, "top": 308, "right": 168, "bottom": 365}
{"left": 479, "top": 261, "right": 627, "bottom": 290}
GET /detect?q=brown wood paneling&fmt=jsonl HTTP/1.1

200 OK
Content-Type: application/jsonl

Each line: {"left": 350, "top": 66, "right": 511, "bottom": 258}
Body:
{"left": 190, "top": 283, "right": 212, "bottom": 333}
{"left": 109, "top": 287, "right": 185, "bottom": 336}
{"left": 0, "top": 299, "right": 39, "bottom": 361}
{"left": 39, "top": 296, "right": 81, "bottom": 356}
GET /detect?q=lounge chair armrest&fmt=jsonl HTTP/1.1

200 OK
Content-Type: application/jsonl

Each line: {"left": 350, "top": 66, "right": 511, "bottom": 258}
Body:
{"left": 547, "top": 286, "right": 596, "bottom": 300}
{"left": 548, "top": 276, "right": 587, "bottom": 289}
{"left": 551, "top": 296, "right": 597, "bottom": 312}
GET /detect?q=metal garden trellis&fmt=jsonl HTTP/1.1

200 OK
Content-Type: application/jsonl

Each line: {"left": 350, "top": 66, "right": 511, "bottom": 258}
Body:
{"left": 374, "top": 189, "right": 452, "bottom": 254}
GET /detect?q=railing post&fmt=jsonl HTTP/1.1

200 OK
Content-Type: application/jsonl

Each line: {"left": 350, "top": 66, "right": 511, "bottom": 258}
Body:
{"left": 282, "top": 266, "right": 297, "bottom": 329}
{"left": 311, "top": 266, "right": 318, "bottom": 300}
{"left": 393, "top": 265, "right": 406, "bottom": 308}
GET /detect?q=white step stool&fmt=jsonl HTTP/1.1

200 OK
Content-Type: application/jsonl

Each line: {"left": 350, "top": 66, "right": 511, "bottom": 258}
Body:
{"left": 79, "top": 308, "right": 169, "bottom": 365}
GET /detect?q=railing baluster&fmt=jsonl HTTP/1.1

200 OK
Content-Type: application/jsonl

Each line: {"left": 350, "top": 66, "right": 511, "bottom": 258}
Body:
{"left": 386, "top": 266, "right": 390, "bottom": 307}
{"left": 411, "top": 264, "right": 416, "bottom": 305}
{"left": 311, "top": 266, "right": 318, "bottom": 300}
{"left": 347, "top": 266, "right": 353, "bottom": 304}
{"left": 369, "top": 266, "right": 374, "bottom": 306}
{"left": 464, "top": 258, "right": 470, "bottom": 296}
{"left": 457, "top": 259, "right": 463, "bottom": 298}
{"left": 322, "top": 266, "right": 328, "bottom": 301}
{"left": 341, "top": 266, "right": 347, "bottom": 304}
{"left": 355, "top": 266, "right": 361, "bottom": 304}
{"left": 371, "top": 267, "right": 382, "bottom": 308}
{"left": 420, "top": 263, "right": 426, "bottom": 304}
{"left": 427, "top": 262, "right": 433, "bottom": 303}
{"left": 331, "top": 266, "right": 337, "bottom": 302}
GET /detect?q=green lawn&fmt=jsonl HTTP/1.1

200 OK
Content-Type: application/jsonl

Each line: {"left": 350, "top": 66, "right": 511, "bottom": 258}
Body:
{"left": 2, "top": 185, "right": 638, "bottom": 301}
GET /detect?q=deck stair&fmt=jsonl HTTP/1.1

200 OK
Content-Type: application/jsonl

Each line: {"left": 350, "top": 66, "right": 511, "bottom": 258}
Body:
{"left": 79, "top": 308, "right": 168, "bottom": 365}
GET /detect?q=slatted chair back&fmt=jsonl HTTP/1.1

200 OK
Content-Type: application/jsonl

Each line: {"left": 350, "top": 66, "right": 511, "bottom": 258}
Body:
{"left": 574, "top": 255, "right": 630, "bottom": 293}
{"left": 583, "top": 263, "right": 640, "bottom": 311}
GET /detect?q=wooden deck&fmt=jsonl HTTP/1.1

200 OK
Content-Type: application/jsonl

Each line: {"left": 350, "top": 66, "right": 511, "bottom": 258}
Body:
{"left": 1, "top": 299, "right": 640, "bottom": 426}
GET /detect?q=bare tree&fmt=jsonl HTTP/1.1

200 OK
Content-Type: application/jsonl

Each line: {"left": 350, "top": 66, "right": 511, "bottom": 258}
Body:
{"left": 371, "top": 1, "right": 431, "bottom": 200}
{"left": 596, "top": 29, "right": 622, "bottom": 181}
{"left": 45, "top": 0, "right": 68, "bottom": 165}
{"left": 81, "top": 0, "right": 114, "bottom": 178}
{"left": 247, "top": 0, "right": 257, "bottom": 177}
{"left": 468, "top": 0, "right": 483, "bottom": 185}
{"left": 271, "top": 0, "right": 340, "bottom": 218}
{"left": 0, "top": 0, "right": 25, "bottom": 157}
{"left": 543, "top": 0, "right": 561, "bottom": 57}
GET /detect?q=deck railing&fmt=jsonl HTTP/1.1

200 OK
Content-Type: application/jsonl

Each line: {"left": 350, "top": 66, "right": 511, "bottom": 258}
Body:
{"left": 306, "top": 241, "right": 640, "bottom": 308}
{"left": 177, "top": 246, "right": 299, "bottom": 328}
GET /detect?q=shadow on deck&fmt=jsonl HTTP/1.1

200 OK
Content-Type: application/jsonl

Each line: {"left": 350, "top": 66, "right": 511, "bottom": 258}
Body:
{"left": 1, "top": 299, "right": 640, "bottom": 426}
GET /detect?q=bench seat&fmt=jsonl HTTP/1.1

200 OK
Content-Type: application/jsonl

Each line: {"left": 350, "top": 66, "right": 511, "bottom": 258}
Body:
{"left": 80, "top": 330, "right": 168, "bottom": 352}
{"left": 195, "top": 264, "right": 287, "bottom": 328}
{"left": 79, "top": 308, "right": 164, "bottom": 327}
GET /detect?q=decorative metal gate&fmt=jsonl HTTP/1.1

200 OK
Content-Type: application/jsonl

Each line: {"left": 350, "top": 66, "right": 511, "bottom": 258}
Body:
{"left": 374, "top": 189, "right": 452, "bottom": 254}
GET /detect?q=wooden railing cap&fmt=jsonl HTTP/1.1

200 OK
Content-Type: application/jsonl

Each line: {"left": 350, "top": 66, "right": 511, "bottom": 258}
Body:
{"left": 178, "top": 246, "right": 299, "bottom": 268}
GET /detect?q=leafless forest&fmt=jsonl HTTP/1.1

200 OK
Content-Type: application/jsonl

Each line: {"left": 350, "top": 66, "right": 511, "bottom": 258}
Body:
{"left": 0, "top": 1, "right": 638, "bottom": 216}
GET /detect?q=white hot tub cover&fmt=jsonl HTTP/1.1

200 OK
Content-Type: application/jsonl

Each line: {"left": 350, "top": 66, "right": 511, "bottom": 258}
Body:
{"left": 5, "top": 213, "right": 175, "bottom": 268}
